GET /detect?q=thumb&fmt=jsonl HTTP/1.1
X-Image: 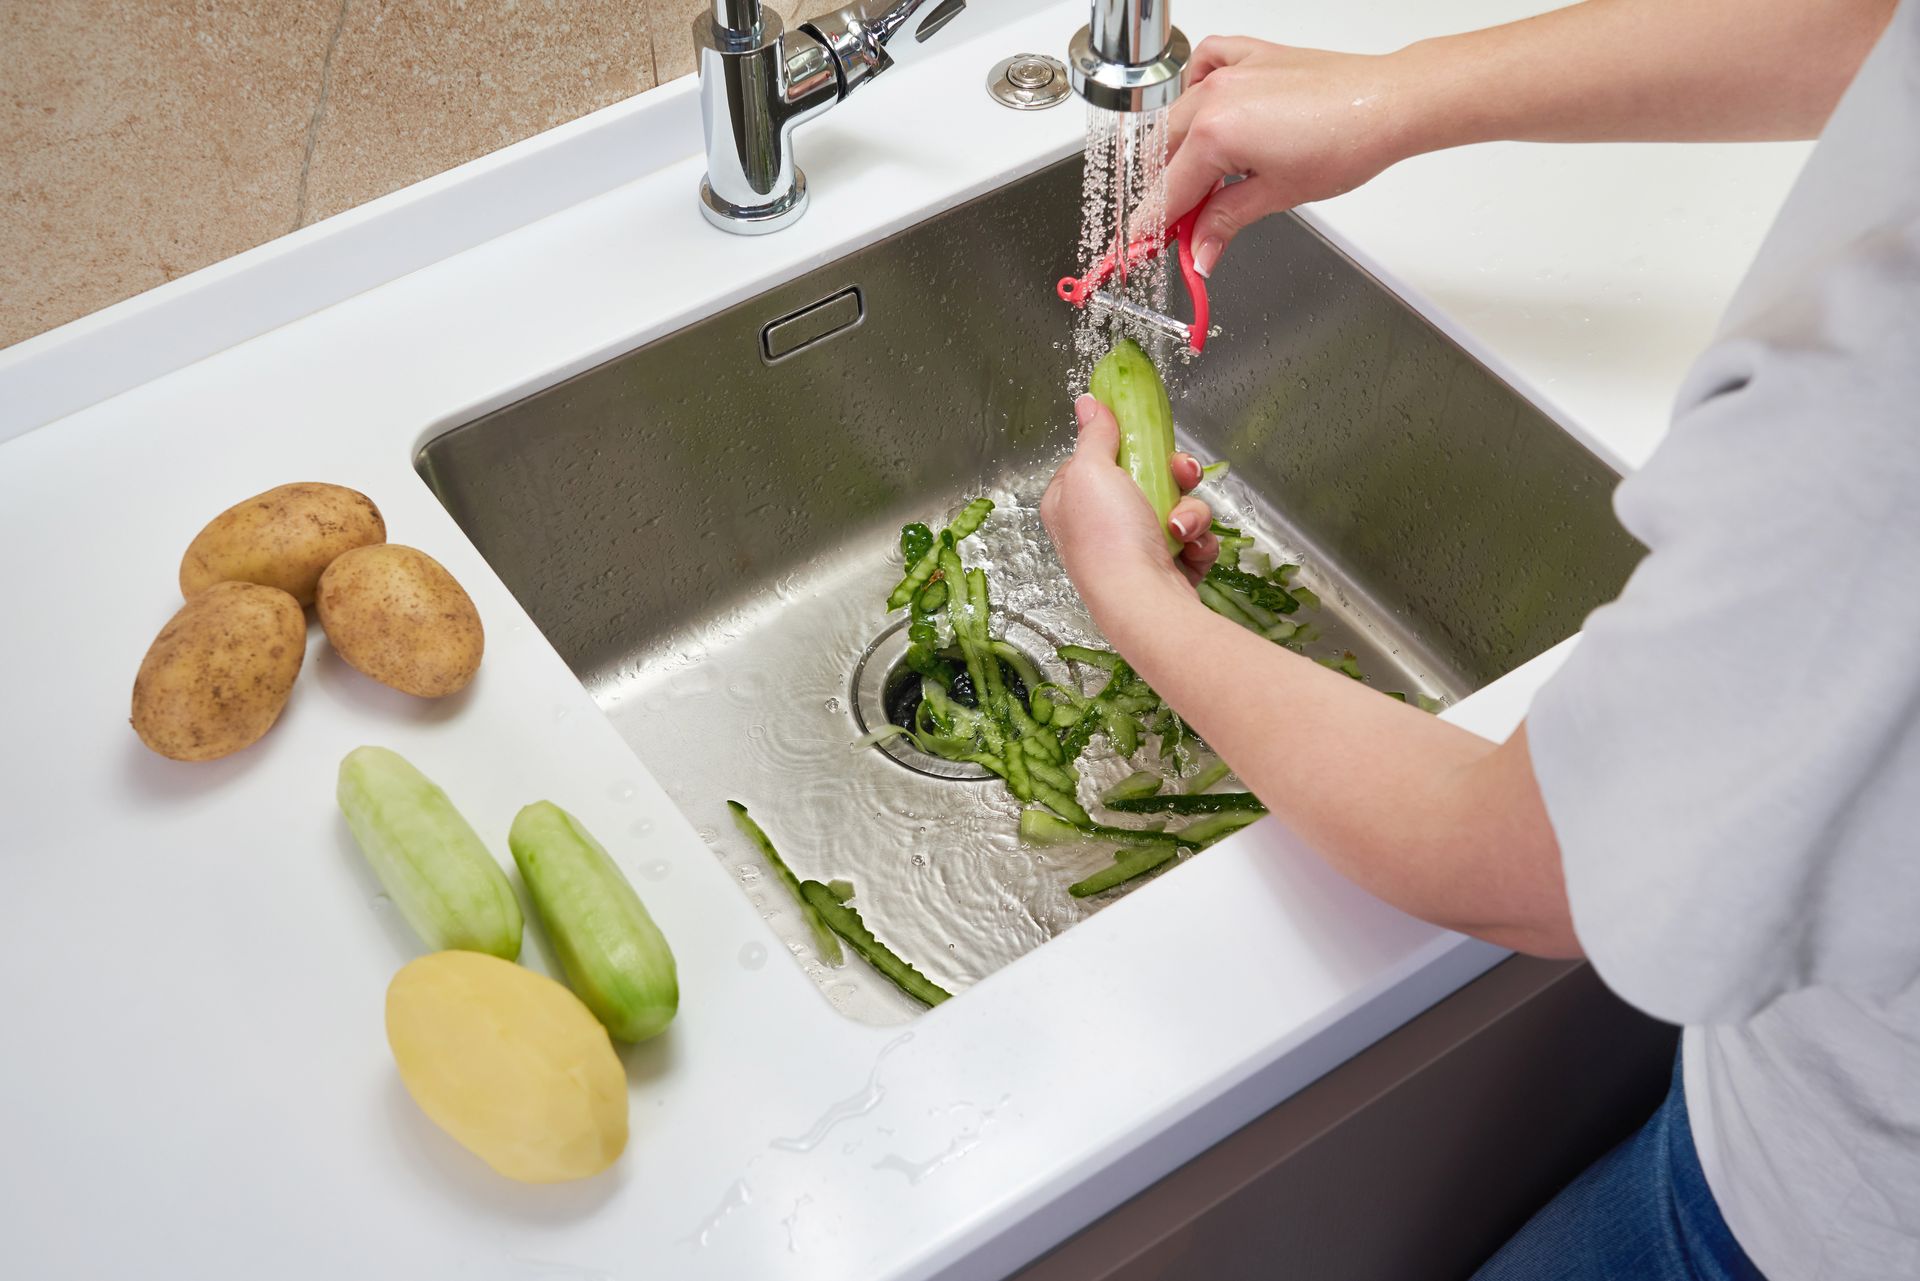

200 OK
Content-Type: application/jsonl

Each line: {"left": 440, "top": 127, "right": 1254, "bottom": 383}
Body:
{"left": 1161, "top": 147, "right": 1225, "bottom": 252}
{"left": 1190, "top": 176, "right": 1284, "bottom": 278}
{"left": 1073, "top": 394, "right": 1120, "bottom": 460}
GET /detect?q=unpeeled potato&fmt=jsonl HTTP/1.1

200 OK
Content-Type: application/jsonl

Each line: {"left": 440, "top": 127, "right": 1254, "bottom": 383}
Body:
{"left": 179, "top": 482, "right": 385, "bottom": 606}
{"left": 131, "top": 581, "right": 306, "bottom": 761}
{"left": 386, "top": 951, "right": 629, "bottom": 1183}
{"left": 316, "top": 544, "right": 483, "bottom": 697}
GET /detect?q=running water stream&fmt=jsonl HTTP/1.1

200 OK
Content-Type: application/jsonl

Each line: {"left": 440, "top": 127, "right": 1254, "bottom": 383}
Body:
{"left": 1069, "top": 104, "right": 1176, "bottom": 391}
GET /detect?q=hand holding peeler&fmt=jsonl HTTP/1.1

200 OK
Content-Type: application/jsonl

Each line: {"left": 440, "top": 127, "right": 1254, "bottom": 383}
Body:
{"left": 1056, "top": 194, "right": 1213, "bottom": 354}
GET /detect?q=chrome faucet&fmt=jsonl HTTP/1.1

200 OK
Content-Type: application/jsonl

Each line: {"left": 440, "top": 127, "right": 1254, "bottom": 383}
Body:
{"left": 1068, "top": 0, "right": 1189, "bottom": 113}
{"left": 693, "top": 0, "right": 969, "bottom": 234}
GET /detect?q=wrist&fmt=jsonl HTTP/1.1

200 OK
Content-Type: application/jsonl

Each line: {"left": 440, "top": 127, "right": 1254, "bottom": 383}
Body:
{"left": 1082, "top": 567, "right": 1205, "bottom": 657}
{"left": 1382, "top": 34, "right": 1499, "bottom": 163}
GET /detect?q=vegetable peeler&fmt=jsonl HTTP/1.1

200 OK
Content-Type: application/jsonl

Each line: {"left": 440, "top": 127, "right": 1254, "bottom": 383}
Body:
{"left": 1056, "top": 195, "right": 1213, "bottom": 354}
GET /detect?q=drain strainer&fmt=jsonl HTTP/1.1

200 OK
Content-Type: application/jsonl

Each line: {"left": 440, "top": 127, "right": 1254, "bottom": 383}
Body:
{"left": 850, "top": 613, "right": 1071, "bottom": 780}
{"left": 986, "top": 53, "right": 1072, "bottom": 111}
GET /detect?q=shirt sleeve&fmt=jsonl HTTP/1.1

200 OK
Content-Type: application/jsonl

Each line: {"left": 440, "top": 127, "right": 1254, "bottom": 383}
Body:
{"left": 1527, "top": 217, "right": 1920, "bottom": 1027}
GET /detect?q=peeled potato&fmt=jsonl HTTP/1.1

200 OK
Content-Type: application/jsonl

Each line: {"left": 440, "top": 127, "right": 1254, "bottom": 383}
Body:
{"left": 179, "top": 482, "right": 385, "bottom": 606}
{"left": 316, "top": 544, "right": 483, "bottom": 697}
{"left": 131, "top": 581, "right": 306, "bottom": 761}
{"left": 386, "top": 951, "right": 629, "bottom": 1183}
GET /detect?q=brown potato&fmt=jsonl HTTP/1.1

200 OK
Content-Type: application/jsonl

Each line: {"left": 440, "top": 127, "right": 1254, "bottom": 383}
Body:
{"left": 179, "top": 482, "right": 385, "bottom": 606}
{"left": 131, "top": 581, "right": 306, "bottom": 761}
{"left": 317, "top": 545, "right": 484, "bottom": 698}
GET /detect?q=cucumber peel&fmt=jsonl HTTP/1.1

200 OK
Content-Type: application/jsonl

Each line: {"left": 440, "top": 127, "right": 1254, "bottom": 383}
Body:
{"left": 1101, "top": 770, "right": 1164, "bottom": 805}
{"left": 1069, "top": 845, "right": 1180, "bottom": 897}
{"left": 1105, "top": 791, "right": 1267, "bottom": 816}
{"left": 1184, "top": 760, "right": 1232, "bottom": 794}
{"left": 799, "top": 881, "right": 951, "bottom": 1007}
{"left": 728, "top": 801, "right": 844, "bottom": 966}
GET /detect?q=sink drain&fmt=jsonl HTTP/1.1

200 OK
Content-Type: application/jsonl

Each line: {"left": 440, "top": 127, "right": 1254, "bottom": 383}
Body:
{"left": 850, "top": 613, "right": 1070, "bottom": 781}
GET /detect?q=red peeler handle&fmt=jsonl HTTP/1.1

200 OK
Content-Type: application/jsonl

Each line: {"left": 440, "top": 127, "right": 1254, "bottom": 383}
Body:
{"left": 1168, "top": 200, "right": 1211, "bottom": 354}
{"left": 1055, "top": 233, "right": 1164, "bottom": 306}
{"left": 1055, "top": 191, "right": 1214, "bottom": 354}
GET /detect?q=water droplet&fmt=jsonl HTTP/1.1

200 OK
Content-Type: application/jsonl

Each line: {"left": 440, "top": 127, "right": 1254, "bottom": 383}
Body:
{"left": 739, "top": 942, "right": 767, "bottom": 970}
{"left": 370, "top": 893, "right": 391, "bottom": 911}
{"left": 823, "top": 696, "right": 841, "bottom": 713}
{"left": 682, "top": 1178, "right": 753, "bottom": 1249}
{"left": 629, "top": 818, "right": 654, "bottom": 838}
{"left": 609, "top": 781, "right": 636, "bottom": 802}
{"left": 781, "top": 1194, "right": 812, "bottom": 1255}
{"left": 639, "top": 860, "right": 671, "bottom": 881}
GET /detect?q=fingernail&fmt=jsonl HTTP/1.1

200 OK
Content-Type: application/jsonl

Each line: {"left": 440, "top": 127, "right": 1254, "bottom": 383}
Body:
{"left": 1073, "top": 394, "right": 1098, "bottom": 427}
{"left": 1194, "top": 237, "right": 1223, "bottom": 278}
{"left": 1171, "top": 512, "right": 1200, "bottom": 540}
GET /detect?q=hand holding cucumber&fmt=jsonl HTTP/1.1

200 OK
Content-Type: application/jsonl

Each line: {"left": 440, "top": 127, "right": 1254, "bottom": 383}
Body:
{"left": 1040, "top": 358, "right": 1217, "bottom": 620}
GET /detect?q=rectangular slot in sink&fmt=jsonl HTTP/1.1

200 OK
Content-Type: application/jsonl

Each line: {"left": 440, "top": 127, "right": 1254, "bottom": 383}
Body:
{"left": 417, "top": 158, "right": 1642, "bottom": 1025}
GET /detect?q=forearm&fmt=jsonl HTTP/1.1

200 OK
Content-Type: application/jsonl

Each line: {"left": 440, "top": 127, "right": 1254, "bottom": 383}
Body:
{"left": 1095, "top": 582, "right": 1579, "bottom": 957}
{"left": 1392, "top": 0, "right": 1895, "bottom": 154}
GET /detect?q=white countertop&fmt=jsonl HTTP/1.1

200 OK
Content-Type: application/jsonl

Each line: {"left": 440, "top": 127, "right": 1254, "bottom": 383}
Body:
{"left": 0, "top": 3, "right": 1805, "bottom": 1278}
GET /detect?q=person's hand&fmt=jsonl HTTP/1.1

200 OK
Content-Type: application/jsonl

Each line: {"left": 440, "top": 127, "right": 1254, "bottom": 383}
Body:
{"left": 1163, "top": 37, "right": 1415, "bottom": 276}
{"left": 1041, "top": 395, "right": 1216, "bottom": 628}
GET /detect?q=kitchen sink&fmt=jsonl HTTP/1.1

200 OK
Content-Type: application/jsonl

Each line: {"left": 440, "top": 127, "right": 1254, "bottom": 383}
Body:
{"left": 417, "top": 158, "right": 1641, "bottom": 1025}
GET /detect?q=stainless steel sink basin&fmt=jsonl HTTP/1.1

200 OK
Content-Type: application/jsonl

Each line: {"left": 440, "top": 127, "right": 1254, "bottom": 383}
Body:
{"left": 417, "top": 158, "right": 1641, "bottom": 1025}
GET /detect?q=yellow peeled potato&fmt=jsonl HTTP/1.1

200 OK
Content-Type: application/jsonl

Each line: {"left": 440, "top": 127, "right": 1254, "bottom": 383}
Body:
{"left": 179, "top": 482, "right": 385, "bottom": 606}
{"left": 317, "top": 544, "right": 483, "bottom": 697}
{"left": 131, "top": 581, "right": 306, "bottom": 761}
{"left": 386, "top": 951, "right": 629, "bottom": 1183}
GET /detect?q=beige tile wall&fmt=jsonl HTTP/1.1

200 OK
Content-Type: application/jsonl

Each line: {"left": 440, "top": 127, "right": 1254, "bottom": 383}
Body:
{"left": 0, "top": 0, "right": 839, "bottom": 350}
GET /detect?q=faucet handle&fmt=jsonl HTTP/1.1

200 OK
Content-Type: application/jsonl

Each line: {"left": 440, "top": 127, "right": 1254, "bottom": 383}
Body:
{"left": 804, "top": 0, "right": 968, "bottom": 93}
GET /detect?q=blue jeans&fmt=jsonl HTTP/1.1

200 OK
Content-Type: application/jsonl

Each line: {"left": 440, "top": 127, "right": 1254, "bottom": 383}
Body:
{"left": 1474, "top": 1051, "right": 1766, "bottom": 1280}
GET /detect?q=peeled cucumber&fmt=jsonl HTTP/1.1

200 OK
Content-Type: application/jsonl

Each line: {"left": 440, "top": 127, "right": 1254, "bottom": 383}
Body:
{"left": 1090, "top": 337, "right": 1180, "bottom": 553}
{"left": 508, "top": 801, "right": 678, "bottom": 1043}
{"left": 336, "top": 746, "right": 524, "bottom": 960}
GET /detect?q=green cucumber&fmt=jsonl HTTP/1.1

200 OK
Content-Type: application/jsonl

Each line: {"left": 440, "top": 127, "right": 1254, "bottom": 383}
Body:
{"left": 1091, "top": 337, "right": 1180, "bottom": 553}
{"left": 508, "top": 801, "right": 678, "bottom": 1042}
{"left": 336, "top": 746, "right": 522, "bottom": 960}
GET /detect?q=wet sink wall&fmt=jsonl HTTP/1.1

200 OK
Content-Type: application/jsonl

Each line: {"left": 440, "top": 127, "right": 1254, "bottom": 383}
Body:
{"left": 418, "top": 158, "right": 1642, "bottom": 1024}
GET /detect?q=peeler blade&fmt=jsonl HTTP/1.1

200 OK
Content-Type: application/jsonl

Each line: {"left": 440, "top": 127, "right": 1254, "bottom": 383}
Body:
{"left": 1088, "top": 290, "right": 1192, "bottom": 347}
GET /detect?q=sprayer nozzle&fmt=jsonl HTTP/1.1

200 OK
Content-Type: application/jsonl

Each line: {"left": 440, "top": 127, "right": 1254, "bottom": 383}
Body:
{"left": 1067, "top": 22, "right": 1189, "bottom": 114}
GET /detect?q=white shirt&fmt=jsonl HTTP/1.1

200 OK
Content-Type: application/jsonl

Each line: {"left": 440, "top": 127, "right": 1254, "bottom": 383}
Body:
{"left": 1527, "top": 3, "right": 1920, "bottom": 1277}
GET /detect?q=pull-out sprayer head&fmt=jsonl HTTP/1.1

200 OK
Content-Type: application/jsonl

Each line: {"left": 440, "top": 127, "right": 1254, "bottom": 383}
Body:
{"left": 1068, "top": 0, "right": 1188, "bottom": 113}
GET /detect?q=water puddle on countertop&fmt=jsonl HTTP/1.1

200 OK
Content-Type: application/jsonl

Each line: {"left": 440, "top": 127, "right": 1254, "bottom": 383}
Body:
{"left": 770, "top": 1032, "right": 913, "bottom": 1153}
{"left": 678, "top": 1036, "right": 1015, "bottom": 1256}
{"left": 871, "top": 1094, "right": 1010, "bottom": 1185}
